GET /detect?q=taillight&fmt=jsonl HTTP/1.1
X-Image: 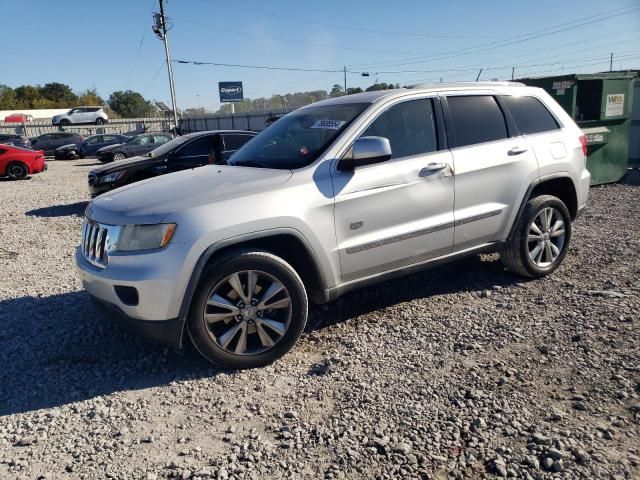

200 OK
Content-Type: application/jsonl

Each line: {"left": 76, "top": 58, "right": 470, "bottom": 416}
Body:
{"left": 579, "top": 135, "right": 587, "bottom": 157}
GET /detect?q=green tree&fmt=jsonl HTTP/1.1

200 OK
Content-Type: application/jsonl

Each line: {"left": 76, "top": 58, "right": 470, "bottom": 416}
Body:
{"left": 0, "top": 85, "right": 18, "bottom": 109}
{"left": 77, "top": 88, "right": 104, "bottom": 106}
{"left": 329, "top": 84, "right": 344, "bottom": 97}
{"left": 40, "top": 82, "right": 77, "bottom": 106}
{"left": 346, "top": 87, "right": 363, "bottom": 95}
{"left": 14, "top": 85, "right": 42, "bottom": 108}
{"left": 108, "top": 90, "right": 156, "bottom": 118}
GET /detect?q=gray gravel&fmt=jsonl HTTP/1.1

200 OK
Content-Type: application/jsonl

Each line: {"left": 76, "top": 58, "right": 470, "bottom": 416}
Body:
{"left": 1, "top": 160, "right": 639, "bottom": 479}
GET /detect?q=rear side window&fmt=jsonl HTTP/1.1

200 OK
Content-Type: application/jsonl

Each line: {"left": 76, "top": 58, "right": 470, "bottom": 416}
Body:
{"left": 502, "top": 96, "right": 559, "bottom": 135}
{"left": 447, "top": 95, "right": 508, "bottom": 148}
{"left": 361, "top": 99, "right": 438, "bottom": 159}
{"left": 154, "top": 135, "right": 171, "bottom": 143}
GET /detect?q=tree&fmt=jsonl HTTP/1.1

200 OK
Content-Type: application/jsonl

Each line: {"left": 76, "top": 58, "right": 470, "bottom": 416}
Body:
{"left": 329, "top": 84, "right": 344, "bottom": 97}
{"left": 365, "top": 82, "right": 395, "bottom": 92}
{"left": 108, "top": 90, "right": 157, "bottom": 118}
{"left": 40, "top": 82, "right": 77, "bottom": 106}
{"left": 0, "top": 85, "right": 18, "bottom": 109}
{"left": 346, "top": 87, "right": 363, "bottom": 95}
{"left": 77, "top": 89, "right": 104, "bottom": 106}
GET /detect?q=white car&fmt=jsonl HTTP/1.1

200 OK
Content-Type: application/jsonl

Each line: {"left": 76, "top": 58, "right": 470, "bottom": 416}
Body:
{"left": 52, "top": 107, "right": 108, "bottom": 126}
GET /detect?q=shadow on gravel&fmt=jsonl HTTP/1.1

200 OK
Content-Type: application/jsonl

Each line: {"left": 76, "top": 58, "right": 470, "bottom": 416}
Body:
{"left": 26, "top": 201, "right": 89, "bottom": 218}
{"left": 0, "top": 291, "right": 216, "bottom": 416}
{"left": 73, "top": 162, "right": 102, "bottom": 167}
{"left": 623, "top": 168, "right": 640, "bottom": 186}
{"left": 308, "top": 255, "right": 525, "bottom": 331}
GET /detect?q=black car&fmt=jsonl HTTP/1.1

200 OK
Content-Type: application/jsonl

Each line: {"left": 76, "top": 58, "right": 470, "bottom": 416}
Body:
{"left": 30, "top": 132, "right": 84, "bottom": 156}
{"left": 0, "top": 133, "right": 32, "bottom": 149}
{"left": 96, "top": 132, "right": 173, "bottom": 162}
{"left": 88, "top": 130, "right": 256, "bottom": 196}
{"left": 54, "top": 134, "right": 131, "bottom": 160}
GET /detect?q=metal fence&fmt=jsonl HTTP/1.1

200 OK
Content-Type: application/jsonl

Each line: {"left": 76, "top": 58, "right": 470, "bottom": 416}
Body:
{"left": 0, "top": 117, "right": 170, "bottom": 137}
{"left": 180, "top": 108, "right": 290, "bottom": 133}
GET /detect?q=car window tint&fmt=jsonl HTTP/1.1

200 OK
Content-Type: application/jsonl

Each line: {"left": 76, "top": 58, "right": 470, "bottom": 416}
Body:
{"left": 447, "top": 96, "right": 508, "bottom": 147}
{"left": 85, "top": 136, "right": 100, "bottom": 144}
{"left": 176, "top": 136, "right": 212, "bottom": 157}
{"left": 502, "top": 95, "right": 559, "bottom": 135}
{"left": 102, "top": 135, "right": 116, "bottom": 142}
{"left": 39, "top": 134, "right": 52, "bottom": 141}
{"left": 223, "top": 134, "right": 253, "bottom": 151}
{"left": 154, "top": 135, "right": 171, "bottom": 143}
{"left": 136, "top": 136, "right": 152, "bottom": 145}
{"left": 361, "top": 99, "right": 438, "bottom": 159}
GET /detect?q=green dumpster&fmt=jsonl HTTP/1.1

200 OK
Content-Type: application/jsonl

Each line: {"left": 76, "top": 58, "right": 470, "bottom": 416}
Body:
{"left": 517, "top": 72, "right": 638, "bottom": 185}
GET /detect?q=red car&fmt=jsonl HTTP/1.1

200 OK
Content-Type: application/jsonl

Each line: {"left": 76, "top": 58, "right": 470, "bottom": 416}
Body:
{"left": 0, "top": 144, "right": 47, "bottom": 180}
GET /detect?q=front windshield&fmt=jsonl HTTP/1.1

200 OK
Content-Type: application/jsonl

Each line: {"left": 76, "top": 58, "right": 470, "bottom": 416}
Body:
{"left": 148, "top": 135, "right": 190, "bottom": 157}
{"left": 228, "top": 103, "right": 368, "bottom": 169}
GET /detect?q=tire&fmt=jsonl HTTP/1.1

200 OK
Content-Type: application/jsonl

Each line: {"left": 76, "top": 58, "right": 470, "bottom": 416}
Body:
{"left": 6, "top": 161, "right": 29, "bottom": 180}
{"left": 60, "top": 119, "right": 70, "bottom": 126}
{"left": 112, "top": 152, "right": 126, "bottom": 161}
{"left": 187, "top": 249, "right": 308, "bottom": 369}
{"left": 96, "top": 118, "right": 105, "bottom": 125}
{"left": 501, "top": 194, "right": 572, "bottom": 278}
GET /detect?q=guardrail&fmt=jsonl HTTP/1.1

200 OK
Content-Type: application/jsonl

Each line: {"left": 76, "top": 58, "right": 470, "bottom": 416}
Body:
{"left": 0, "top": 118, "right": 171, "bottom": 137}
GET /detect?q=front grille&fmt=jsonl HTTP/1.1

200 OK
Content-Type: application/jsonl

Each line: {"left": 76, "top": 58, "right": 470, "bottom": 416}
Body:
{"left": 81, "top": 219, "right": 119, "bottom": 268}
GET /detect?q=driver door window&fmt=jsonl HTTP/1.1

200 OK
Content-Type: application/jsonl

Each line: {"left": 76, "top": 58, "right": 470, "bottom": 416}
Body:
{"left": 168, "top": 136, "right": 212, "bottom": 171}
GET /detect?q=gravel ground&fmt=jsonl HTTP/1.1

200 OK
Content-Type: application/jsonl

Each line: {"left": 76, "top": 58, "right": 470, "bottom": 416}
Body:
{"left": 1, "top": 160, "right": 639, "bottom": 480}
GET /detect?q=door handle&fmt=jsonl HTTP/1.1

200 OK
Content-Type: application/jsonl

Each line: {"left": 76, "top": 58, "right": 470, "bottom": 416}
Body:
{"left": 419, "top": 162, "right": 448, "bottom": 177}
{"left": 508, "top": 146, "right": 528, "bottom": 156}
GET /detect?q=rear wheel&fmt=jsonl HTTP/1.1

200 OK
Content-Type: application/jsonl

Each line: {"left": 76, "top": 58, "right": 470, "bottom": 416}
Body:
{"left": 187, "top": 250, "right": 308, "bottom": 369}
{"left": 112, "top": 152, "right": 126, "bottom": 161}
{"left": 96, "top": 118, "right": 105, "bottom": 125}
{"left": 6, "top": 161, "right": 29, "bottom": 180}
{"left": 60, "top": 119, "right": 70, "bottom": 126}
{"left": 501, "top": 195, "right": 571, "bottom": 278}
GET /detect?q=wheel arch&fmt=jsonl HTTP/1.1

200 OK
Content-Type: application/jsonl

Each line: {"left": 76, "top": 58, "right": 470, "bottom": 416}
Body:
{"left": 6, "top": 160, "right": 30, "bottom": 175}
{"left": 178, "top": 229, "right": 329, "bottom": 321}
{"left": 508, "top": 174, "right": 578, "bottom": 241}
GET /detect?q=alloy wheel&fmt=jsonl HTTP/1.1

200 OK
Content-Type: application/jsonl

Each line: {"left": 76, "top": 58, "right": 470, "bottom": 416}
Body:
{"left": 527, "top": 207, "right": 566, "bottom": 268}
{"left": 203, "top": 270, "right": 292, "bottom": 356}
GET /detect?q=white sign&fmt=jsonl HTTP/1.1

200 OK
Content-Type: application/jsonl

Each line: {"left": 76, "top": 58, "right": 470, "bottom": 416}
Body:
{"left": 605, "top": 94, "right": 624, "bottom": 117}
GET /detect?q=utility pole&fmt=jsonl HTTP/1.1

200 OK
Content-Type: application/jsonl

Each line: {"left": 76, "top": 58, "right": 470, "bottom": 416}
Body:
{"left": 154, "top": 0, "right": 179, "bottom": 130}
{"left": 610, "top": 52, "right": 613, "bottom": 72}
{"left": 343, "top": 66, "right": 347, "bottom": 94}
{"left": 475, "top": 68, "right": 483, "bottom": 82}
{"left": 511, "top": 66, "right": 515, "bottom": 80}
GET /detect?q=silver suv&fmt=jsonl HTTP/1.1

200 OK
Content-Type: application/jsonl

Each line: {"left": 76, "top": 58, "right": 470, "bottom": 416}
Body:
{"left": 76, "top": 82, "right": 590, "bottom": 369}
{"left": 53, "top": 106, "right": 108, "bottom": 126}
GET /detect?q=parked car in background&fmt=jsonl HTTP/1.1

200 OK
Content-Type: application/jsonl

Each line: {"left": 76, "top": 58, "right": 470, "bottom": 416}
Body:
{"left": 52, "top": 107, "right": 108, "bottom": 126}
{"left": 0, "top": 133, "right": 31, "bottom": 149}
{"left": 0, "top": 144, "right": 46, "bottom": 180}
{"left": 30, "top": 132, "right": 84, "bottom": 156}
{"left": 88, "top": 130, "right": 256, "bottom": 196}
{"left": 96, "top": 132, "right": 173, "bottom": 162}
{"left": 54, "top": 134, "right": 131, "bottom": 160}
{"left": 77, "top": 82, "right": 590, "bottom": 369}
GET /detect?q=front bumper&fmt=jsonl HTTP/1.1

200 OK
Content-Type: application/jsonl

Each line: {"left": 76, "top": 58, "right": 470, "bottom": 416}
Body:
{"left": 91, "top": 297, "right": 185, "bottom": 348}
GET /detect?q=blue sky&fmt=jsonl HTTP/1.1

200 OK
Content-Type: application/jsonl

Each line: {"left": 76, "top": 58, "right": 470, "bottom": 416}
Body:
{"left": 1, "top": 0, "right": 638, "bottom": 111}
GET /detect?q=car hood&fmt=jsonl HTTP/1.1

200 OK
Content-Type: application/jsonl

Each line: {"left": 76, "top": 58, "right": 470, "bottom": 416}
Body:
{"left": 90, "top": 155, "right": 153, "bottom": 174}
{"left": 87, "top": 165, "right": 293, "bottom": 225}
{"left": 56, "top": 143, "right": 78, "bottom": 151}
{"left": 97, "top": 143, "right": 124, "bottom": 154}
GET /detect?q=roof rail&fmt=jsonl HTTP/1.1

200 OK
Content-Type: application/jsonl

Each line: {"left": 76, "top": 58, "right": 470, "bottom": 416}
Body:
{"left": 408, "top": 81, "right": 525, "bottom": 89}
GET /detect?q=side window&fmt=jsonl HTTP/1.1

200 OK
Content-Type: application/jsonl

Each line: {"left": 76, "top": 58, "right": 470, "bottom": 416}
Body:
{"left": 447, "top": 96, "right": 508, "bottom": 148}
{"left": 175, "top": 136, "right": 212, "bottom": 157}
{"left": 102, "top": 135, "right": 116, "bottom": 142}
{"left": 38, "top": 134, "right": 52, "bottom": 141}
{"left": 85, "top": 136, "right": 100, "bottom": 144}
{"left": 502, "top": 96, "right": 559, "bottom": 135}
{"left": 223, "top": 134, "right": 253, "bottom": 151}
{"left": 361, "top": 99, "right": 438, "bottom": 159}
{"left": 136, "top": 136, "right": 152, "bottom": 145}
{"left": 153, "top": 135, "right": 171, "bottom": 144}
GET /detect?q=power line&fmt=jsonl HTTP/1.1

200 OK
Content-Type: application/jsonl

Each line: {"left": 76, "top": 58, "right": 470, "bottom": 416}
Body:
{"left": 173, "top": 18, "right": 420, "bottom": 55}
{"left": 352, "top": 4, "right": 640, "bottom": 69}
{"left": 125, "top": 29, "right": 147, "bottom": 90}
{"left": 174, "top": 59, "right": 343, "bottom": 73}
{"left": 143, "top": 61, "right": 166, "bottom": 95}
{"left": 197, "top": 0, "right": 507, "bottom": 39}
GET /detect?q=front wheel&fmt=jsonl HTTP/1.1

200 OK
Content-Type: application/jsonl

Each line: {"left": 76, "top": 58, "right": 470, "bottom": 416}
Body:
{"left": 6, "top": 161, "right": 29, "bottom": 180}
{"left": 501, "top": 194, "right": 572, "bottom": 278}
{"left": 60, "top": 119, "right": 70, "bottom": 126}
{"left": 187, "top": 250, "right": 308, "bottom": 369}
{"left": 96, "top": 118, "right": 105, "bottom": 125}
{"left": 112, "top": 152, "right": 126, "bottom": 161}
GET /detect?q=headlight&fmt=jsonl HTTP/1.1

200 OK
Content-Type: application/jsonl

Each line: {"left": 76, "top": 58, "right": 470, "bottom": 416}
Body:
{"left": 116, "top": 224, "right": 176, "bottom": 251}
{"left": 99, "top": 171, "right": 125, "bottom": 183}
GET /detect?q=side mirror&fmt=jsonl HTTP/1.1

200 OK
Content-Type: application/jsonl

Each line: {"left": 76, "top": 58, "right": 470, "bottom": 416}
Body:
{"left": 339, "top": 136, "right": 392, "bottom": 170}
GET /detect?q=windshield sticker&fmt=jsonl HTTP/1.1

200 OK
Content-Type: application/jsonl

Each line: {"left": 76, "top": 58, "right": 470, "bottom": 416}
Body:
{"left": 310, "top": 120, "right": 345, "bottom": 130}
